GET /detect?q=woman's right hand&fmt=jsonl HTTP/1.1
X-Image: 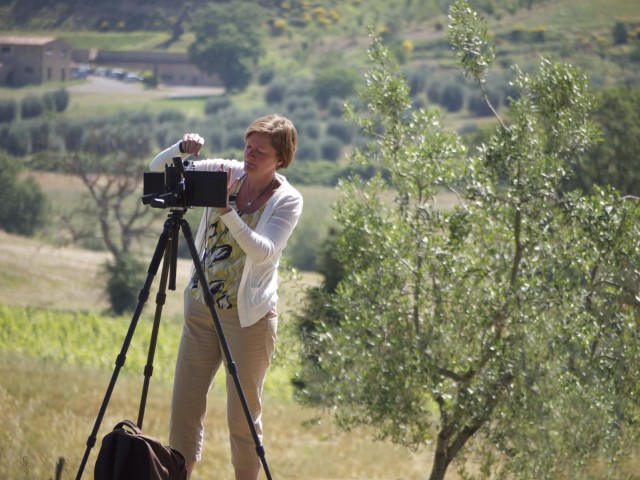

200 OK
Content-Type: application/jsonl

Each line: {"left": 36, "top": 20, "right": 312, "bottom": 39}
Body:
{"left": 217, "top": 165, "right": 240, "bottom": 215}
{"left": 179, "top": 133, "right": 204, "bottom": 156}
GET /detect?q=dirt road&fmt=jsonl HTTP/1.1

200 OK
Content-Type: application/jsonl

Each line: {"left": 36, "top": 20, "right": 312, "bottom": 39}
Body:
{"left": 69, "top": 75, "right": 224, "bottom": 98}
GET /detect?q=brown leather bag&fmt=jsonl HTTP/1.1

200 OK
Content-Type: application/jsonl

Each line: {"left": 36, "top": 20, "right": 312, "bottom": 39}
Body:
{"left": 94, "top": 420, "right": 187, "bottom": 480}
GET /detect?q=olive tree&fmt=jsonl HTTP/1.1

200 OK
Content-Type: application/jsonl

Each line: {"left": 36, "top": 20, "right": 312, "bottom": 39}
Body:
{"left": 294, "top": 2, "right": 640, "bottom": 479}
{"left": 56, "top": 114, "right": 160, "bottom": 313}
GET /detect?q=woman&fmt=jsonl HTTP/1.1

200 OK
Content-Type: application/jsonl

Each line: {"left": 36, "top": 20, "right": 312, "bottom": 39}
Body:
{"left": 149, "top": 114, "right": 302, "bottom": 480}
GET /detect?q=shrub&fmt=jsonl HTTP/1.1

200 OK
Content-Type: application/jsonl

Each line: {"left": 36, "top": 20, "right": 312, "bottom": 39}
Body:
{"left": 257, "top": 67, "right": 275, "bottom": 85}
{"left": 2, "top": 122, "right": 30, "bottom": 156}
{"left": 28, "top": 118, "right": 52, "bottom": 152}
{"left": 42, "top": 91, "right": 57, "bottom": 111}
{"left": 57, "top": 118, "right": 84, "bottom": 152}
{"left": 327, "top": 97, "right": 345, "bottom": 117}
{"left": 320, "top": 136, "right": 344, "bottom": 161}
{"left": 154, "top": 124, "right": 178, "bottom": 151}
{"left": 200, "top": 124, "right": 226, "bottom": 152}
{"left": 0, "top": 151, "right": 47, "bottom": 236}
{"left": 531, "top": 26, "right": 546, "bottom": 43}
{"left": 157, "top": 109, "right": 187, "bottom": 124}
{"left": 104, "top": 253, "right": 145, "bottom": 314}
{"left": 284, "top": 96, "right": 316, "bottom": 115}
{"left": 297, "top": 120, "right": 322, "bottom": 140}
{"left": 427, "top": 82, "right": 441, "bottom": 104}
{"left": 296, "top": 138, "right": 321, "bottom": 161}
{"left": 311, "top": 66, "right": 359, "bottom": 108}
{"left": 224, "top": 126, "right": 247, "bottom": 150}
{"left": 510, "top": 25, "right": 526, "bottom": 42}
{"left": 204, "top": 96, "right": 232, "bottom": 115}
{"left": 613, "top": 21, "right": 628, "bottom": 45}
{"left": 284, "top": 76, "right": 312, "bottom": 97}
{"left": 326, "top": 119, "right": 355, "bottom": 144}
{"left": 21, "top": 95, "right": 45, "bottom": 119}
{"left": 44, "top": 88, "right": 69, "bottom": 112}
{"left": 0, "top": 99, "right": 17, "bottom": 124}
{"left": 404, "top": 67, "right": 428, "bottom": 98}
{"left": 52, "top": 87, "right": 69, "bottom": 112}
{"left": 441, "top": 83, "right": 465, "bottom": 112}
{"left": 265, "top": 80, "right": 288, "bottom": 104}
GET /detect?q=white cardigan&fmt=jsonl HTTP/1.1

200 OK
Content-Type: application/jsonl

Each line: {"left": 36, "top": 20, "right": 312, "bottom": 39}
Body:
{"left": 150, "top": 142, "right": 303, "bottom": 327}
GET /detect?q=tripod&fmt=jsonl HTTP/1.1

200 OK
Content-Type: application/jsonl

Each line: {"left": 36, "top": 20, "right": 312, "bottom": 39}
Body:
{"left": 75, "top": 206, "right": 273, "bottom": 480}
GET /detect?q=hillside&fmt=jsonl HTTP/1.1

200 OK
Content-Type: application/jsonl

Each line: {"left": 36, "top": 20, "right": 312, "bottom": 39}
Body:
{"left": 1, "top": 0, "right": 638, "bottom": 90}
{"left": 0, "top": 0, "right": 186, "bottom": 31}
{"left": 0, "top": 0, "right": 504, "bottom": 31}
{"left": 0, "top": 224, "right": 320, "bottom": 320}
{"left": 0, "top": 228, "right": 187, "bottom": 318}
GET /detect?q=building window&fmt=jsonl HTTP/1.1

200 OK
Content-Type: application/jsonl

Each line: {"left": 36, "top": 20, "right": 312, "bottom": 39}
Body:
{"left": 25, "top": 66, "right": 34, "bottom": 74}
{"left": 1, "top": 46, "right": 10, "bottom": 53}
{"left": 46, "top": 47, "right": 53, "bottom": 56}
{"left": 47, "top": 67, "right": 52, "bottom": 80}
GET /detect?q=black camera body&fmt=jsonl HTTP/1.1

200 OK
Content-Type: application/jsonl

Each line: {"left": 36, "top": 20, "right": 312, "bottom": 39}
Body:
{"left": 142, "top": 157, "right": 227, "bottom": 209}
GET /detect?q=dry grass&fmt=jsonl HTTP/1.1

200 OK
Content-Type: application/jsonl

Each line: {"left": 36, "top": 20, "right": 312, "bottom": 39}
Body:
{"left": 0, "top": 227, "right": 449, "bottom": 479}
{"left": 0, "top": 228, "right": 188, "bottom": 319}
{"left": 0, "top": 322, "right": 443, "bottom": 480}
{"left": 0, "top": 354, "right": 445, "bottom": 480}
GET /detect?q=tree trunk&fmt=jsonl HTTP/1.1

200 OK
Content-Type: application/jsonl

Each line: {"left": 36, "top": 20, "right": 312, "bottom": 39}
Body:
{"left": 429, "top": 451, "right": 450, "bottom": 480}
{"left": 429, "top": 432, "right": 451, "bottom": 480}
{"left": 428, "top": 422, "right": 484, "bottom": 480}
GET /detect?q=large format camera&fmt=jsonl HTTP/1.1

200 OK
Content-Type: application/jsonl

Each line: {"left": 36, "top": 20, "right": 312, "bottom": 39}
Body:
{"left": 142, "top": 157, "right": 227, "bottom": 209}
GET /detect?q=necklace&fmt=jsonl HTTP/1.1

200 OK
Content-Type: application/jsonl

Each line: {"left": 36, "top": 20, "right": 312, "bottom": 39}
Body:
{"left": 245, "top": 176, "right": 276, "bottom": 208}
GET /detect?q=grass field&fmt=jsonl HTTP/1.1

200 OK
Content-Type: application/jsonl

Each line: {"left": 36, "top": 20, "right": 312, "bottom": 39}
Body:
{"left": 0, "top": 227, "right": 451, "bottom": 480}
{"left": 0, "top": 353, "right": 442, "bottom": 480}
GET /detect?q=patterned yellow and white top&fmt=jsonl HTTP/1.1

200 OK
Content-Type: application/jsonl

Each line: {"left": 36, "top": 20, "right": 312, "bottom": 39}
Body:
{"left": 189, "top": 179, "right": 263, "bottom": 309}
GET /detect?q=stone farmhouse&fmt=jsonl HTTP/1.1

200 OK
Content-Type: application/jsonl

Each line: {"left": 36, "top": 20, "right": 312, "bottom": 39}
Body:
{"left": 0, "top": 35, "right": 220, "bottom": 88}
{"left": 0, "top": 36, "right": 71, "bottom": 86}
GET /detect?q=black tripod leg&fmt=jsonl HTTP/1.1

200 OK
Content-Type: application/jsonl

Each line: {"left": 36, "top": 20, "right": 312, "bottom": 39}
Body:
{"left": 75, "top": 216, "right": 173, "bottom": 480}
{"left": 137, "top": 241, "right": 173, "bottom": 429}
{"left": 179, "top": 218, "right": 273, "bottom": 480}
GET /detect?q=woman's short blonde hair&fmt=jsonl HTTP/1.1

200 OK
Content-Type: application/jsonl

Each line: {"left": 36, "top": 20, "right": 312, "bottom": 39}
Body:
{"left": 244, "top": 114, "right": 298, "bottom": 169}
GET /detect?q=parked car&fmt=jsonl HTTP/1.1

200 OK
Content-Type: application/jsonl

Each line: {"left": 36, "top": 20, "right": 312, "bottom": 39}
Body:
{"left": 124, "top": 73, "right": 144, "bottom": 82}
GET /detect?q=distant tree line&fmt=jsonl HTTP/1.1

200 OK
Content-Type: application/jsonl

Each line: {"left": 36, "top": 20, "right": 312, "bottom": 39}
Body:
{"left": 0, "top": 88, "right": 69, "bottom": 124}
{"left": 1, "top": 77, "right": 639, "bottom": 257}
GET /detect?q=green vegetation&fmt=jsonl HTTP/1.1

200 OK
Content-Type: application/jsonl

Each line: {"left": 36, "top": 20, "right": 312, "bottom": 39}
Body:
{"left": 188, "top": 2, "right": 267, "bottom": 92}
{"left": 0, "top": 151, "right": 46, "bottom": 236}
{"left": 1, "top": 0, "right": 640, "bottom": 478}
{"left": 295, "top": 2, "right": 640, "bottom": 478}
{"left": 0, "top": 299, "right": 437, "bottom": 479}
{"left": 0, "top": 354, "right": 439, "bottom": 480}
{"left": 0, "top": 304, "right": 181, "bottom": 380}
{"left": 568, "top": 85, "right": 640, "bottom": 196}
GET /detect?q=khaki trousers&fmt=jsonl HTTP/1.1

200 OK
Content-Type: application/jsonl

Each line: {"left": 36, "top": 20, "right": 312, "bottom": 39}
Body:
{"left": 169, "top": 289, "right": 277, "bottom": 469}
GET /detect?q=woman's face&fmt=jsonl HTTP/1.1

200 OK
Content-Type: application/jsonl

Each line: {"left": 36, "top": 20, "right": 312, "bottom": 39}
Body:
{"left": 243, "top": 132, "right": 280, "bottom": 175}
